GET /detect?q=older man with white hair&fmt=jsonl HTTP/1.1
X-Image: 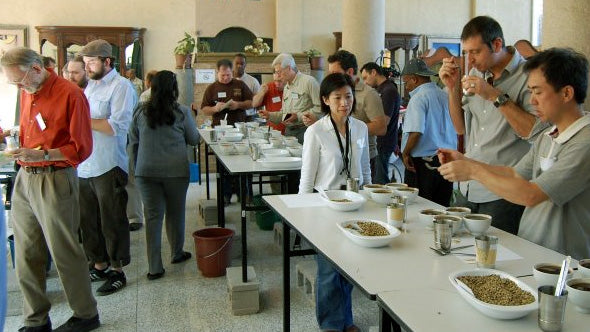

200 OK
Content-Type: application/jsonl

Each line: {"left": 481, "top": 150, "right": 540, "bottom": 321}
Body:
{"left": 259, "top": 53, "right": 322, "bottom": 143}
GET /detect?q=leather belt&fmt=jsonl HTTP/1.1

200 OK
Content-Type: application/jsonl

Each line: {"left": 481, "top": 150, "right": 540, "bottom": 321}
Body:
{"left": 23, "top": 165, "right": 70, "bottom": 174}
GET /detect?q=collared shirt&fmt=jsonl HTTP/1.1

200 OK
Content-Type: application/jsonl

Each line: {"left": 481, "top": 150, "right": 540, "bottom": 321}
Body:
{"left": 269, "top": 72, "right": 322, "bottom": 127}
{"left": 351, "top": 80, "right": 386, "bottom": 159}
{"left": 262, "top": 81, "right": 285, "bottom": 133}
{"left": 236, "top": 72, "right": 261, "bottom": 116}
{"left": 299, "top": 115, "right": 371, "bottom": 193}
{"left": 401, "top": 82, "right": 457, "bottom": 157}
{"left": 515, "top": 115, "right": 590, "bottom": 259}
{"left": 18, "top": 69, "right": 92, "bottom": 168}
{"left": 78, "top": 69, "right": 137, "bottom": 178}
{"left": 139, "top": 88, "right": 151, "bottom": 103}
{"left": 461, "top": 47, "right": 548, "bottom": 202}
{"left": 376, "top": 79, "right": 401, "bottom": 153}
{"left": 200, "top": 79, "right": 253, "bottom": 125}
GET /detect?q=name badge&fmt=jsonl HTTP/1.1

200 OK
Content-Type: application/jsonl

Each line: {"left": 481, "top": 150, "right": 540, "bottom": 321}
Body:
{"left": 291, "top": 93, "right": 299, "bottom": 100}
{"left": 272, "top": 96, "right": 281, "bottom": 103}
{"left": 217, "top": 92, "right": 227, "bottom": 98}
{"left": 36, "top": 113, "right": 47, "bottom": 131}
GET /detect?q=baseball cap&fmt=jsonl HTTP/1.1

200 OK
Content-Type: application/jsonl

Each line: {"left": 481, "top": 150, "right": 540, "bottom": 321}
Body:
{"left": 401, "top": 58, "right": 437, "bottom": 77}
{"left": 78, "top": 39, "right": 113, "bottom": 58}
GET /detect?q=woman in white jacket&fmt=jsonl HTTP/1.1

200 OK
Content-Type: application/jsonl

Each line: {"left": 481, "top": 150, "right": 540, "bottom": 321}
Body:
{"left": 299, "top": 73, "right": 370, "bottom": 332}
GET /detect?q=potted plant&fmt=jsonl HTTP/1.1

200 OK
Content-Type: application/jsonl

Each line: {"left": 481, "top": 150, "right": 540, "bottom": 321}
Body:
{"left": 174, "top": 32, "right": 196, "bottom": 69}
{"left": 304, "top": 47, "right": 324, "bottom": 70}
{"left": 244, "top": 37, "right": 270, "bottom": 56}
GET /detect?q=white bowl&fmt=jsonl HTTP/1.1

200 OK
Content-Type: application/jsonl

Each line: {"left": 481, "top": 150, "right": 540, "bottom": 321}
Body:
{"left": 285, "top": 140, "right": 301, "bottom": 147}
{"left": 393, "top": 187, "right": 419, "bottom": 203}
{"left": 337, "top": 219, "right": 401, "bottom": 248}
{"left": 269, "top": 130, "right": 282, "bottom": 138}
{"left": 214, "top": 124, "right": 233, "bottom": 131}
{"left": 247, "top": 138, "right": 268, "bottom": 145}
{"left": 418, "top": 209, "right": 446, "bottom": 226}
{"left": 287, "top": 147, "right": 302, "bottom": 157}
{"left": 256, "top": 157, "right": 302, "bottom": 169}
{"left": 566, "top": 278, "right": 590, "bottom": 313}
{"left": 234, "top": 122, "right": 246, "bottom": 129}
{"left": 221, "top": 133, "right": 244, "bottom": 142}
{"left": 246, "top": 121, "right": 260, "bottom": 128}
{"left": 384, "top": 182, "right": 408, "bottom": 190}
{"left": 533, "top": 263, "right": 574, "bottom": 287}
{"left": 446, "top": 206, "right": 471, "bottom": 217}
{"left": 269, "top": 138, "right": 283, "bottom": 148}
{"left": 578, "top": 259, "right": 590, "bottom": 278}
{"left": 434, "top": 214, "right": 463, "bottom": 234}
{"left": 233, "top": 143, "right": 249, "bottom": 154}
{"left": 448, "top": 268, "right": 538, "bottom": 320}
{"left": 249, "top": 131, "right": 266, "bottom": 139}
{"left": 362, "top": 184, "right": 386, "bottom": 193}
{"left": 463, "top": 213, "right": 492, "bottom": 236}
{"left": 218, "top": 143, "right": 235, "bottom": 155}
{"left": 262, "top": 148, "right": 290, "bottom": 157}
{"left": 370, "top": 189, "right": 393, "bottom": 205}
{"left": 320, "top": 190, "right": 366, "bottom": 212}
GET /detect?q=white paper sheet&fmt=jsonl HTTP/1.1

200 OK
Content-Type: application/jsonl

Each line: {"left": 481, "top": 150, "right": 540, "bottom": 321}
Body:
{"left": 279, "top": 193, "right": 327, "bottom": 208}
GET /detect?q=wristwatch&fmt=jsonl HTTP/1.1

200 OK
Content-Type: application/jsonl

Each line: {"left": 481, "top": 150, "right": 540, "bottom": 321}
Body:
{"left": 493, "top": 93, "right": 510, "bottom": 108}
{"left": 43, "top": 149, "right": 50, "bottom": 161}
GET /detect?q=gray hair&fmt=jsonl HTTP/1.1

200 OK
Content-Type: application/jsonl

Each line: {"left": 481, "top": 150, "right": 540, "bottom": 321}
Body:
{"left": 0, "top": 47, "right": 43, "bottom": 72}
{"left": 272, "top": 53, "right": 297, "bottom": 71}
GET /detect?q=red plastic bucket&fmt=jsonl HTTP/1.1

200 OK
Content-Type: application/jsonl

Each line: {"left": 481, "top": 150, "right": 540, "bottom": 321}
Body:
{"left": 193, "top": 228, "right": 234, "bottom": 277}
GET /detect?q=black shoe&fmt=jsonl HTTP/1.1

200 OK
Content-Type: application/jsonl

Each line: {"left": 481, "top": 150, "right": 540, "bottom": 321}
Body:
{"left": 89, "top": 266, "right": 109, "bottom": 282}
{"left": 53, "top": 314, "right": 99, "bottom": 332}
{"left": 18, "top": 319, "right": 51, "bottom": 332}
{"left": 96, "top": 270, "right": 126, "bottom": 296}
{"left": 147, "top": 269, "right": 165, "bottom": 280}
{"left": 171, "top": 251, "right": 192, "bottom": 264}
{"left": 129, "top": 222, "right": 143, "bottom": 231}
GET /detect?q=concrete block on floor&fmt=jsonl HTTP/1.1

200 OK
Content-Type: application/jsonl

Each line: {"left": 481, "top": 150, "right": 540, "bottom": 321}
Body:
{"left": 273, "top": 222, "right": 296, "bottom": 250}
{"left": 198, "top": 199, "right": 218, "bottom": 226}
{"left": 226, "top": 266, "right": 260, "bottom": 315}
{"left": 295, "top": 260, "right": 317, "bottom": 306}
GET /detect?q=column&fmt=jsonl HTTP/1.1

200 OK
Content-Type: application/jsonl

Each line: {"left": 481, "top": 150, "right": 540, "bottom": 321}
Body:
{"left": 342, "top": 0, "right": 385, "bottom": 67}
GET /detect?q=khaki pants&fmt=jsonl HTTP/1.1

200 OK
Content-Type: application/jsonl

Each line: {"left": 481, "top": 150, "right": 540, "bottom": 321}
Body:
{"left": 12, "top": 167, "right": 97, "bottom": 327}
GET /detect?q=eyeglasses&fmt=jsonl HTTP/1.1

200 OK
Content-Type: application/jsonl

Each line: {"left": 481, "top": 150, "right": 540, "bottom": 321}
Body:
{"left": 7, "top": 68, "right": 31, "bottom": 86}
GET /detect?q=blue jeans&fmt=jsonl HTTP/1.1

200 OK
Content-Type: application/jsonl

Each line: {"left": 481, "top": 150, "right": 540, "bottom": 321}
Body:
{"left": 315, "top": 254, "right": 353, "bottom": 330}
{"left": 374, "top": 151, "right": 394, "bottom": 184}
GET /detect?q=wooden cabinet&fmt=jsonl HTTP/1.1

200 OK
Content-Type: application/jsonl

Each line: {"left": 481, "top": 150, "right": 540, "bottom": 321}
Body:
{"left": 36, "top": 26, "right": 145, "bottom": 76}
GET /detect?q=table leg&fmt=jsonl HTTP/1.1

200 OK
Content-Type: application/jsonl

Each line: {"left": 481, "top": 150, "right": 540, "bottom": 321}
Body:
{"left": 196, "top": 144, "right": 201, "bottom": 185}
{"left": 205, "top": 143, "right": 211, "bottom": 200}
{"left": 216, "top": 159, "right": 225, "bottom": 228}
{"left": 240, "top": 174, "right": 248, "bottom": 282}
{"left": 282, "top": 222, "right": 291, "bottom": 332}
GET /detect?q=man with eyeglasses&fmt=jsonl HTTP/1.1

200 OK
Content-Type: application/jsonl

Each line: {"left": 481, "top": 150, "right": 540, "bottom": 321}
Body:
{"left": 1, "top": 47, "right": 99, "bottom": 332}
{"left": 259, "top": 53, "right": 322, "bottom": 143}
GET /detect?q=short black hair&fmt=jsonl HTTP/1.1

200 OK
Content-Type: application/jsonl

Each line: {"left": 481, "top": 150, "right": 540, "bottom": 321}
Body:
{"left": 360, "top": 62, "right": 384, "bottom": 76}
{"left": 319, "top": 73, "right": 356, "bottom": 115}
{"left": 234, "top": 53, "right": 246, "bottom": 62}
{"left": 461, "top": 16, "right": 505, "bottom": 50}
{"left": 524, "top": 48, "right": 588, "bottom": 104}
{"left": 216, "top": 58, "right": 233, "bottom": 70}
{"left": 328, "top": 50, "right": 358, "bottom": 75}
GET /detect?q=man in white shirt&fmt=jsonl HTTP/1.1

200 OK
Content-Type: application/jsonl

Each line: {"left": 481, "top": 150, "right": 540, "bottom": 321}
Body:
{"left": 233, "top": 53, "right": 260, "bottom": 120}
{"left": 78, "top": 39, "right": 137, "bottom": 296}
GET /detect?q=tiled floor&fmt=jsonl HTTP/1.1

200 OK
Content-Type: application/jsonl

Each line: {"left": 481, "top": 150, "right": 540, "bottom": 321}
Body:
{"left": 3, "top": 176, "right": 384, "bottom": 332}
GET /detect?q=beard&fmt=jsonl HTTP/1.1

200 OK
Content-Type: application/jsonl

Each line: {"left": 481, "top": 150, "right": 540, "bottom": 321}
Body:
{"left": 88, "top": 63, "right": 106, "bottom": 80}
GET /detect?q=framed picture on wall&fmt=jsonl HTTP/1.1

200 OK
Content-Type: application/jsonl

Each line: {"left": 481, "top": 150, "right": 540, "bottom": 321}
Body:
{"left": 0, "top": 24, "right": 28, "bottom": 56}
{"left": 0, "top": 25, "right": 28, "bottom": 128}
{"left": 424, "top": 36, "right": 461, "bottom": 57}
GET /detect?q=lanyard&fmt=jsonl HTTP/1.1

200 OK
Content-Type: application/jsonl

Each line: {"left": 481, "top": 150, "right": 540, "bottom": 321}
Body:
{"left": 330, "top": 116, "right": 351, "bottom": 179}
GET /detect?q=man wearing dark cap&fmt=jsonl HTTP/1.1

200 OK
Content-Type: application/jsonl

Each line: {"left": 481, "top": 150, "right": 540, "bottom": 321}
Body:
{"left": 401, "top": 58, "right": 457, "bottom": 206}
{"left": 77, "top": 39, "right": 137, "bottom": 296}
{"left": 2, "top": 47, "right": 99, "bottom": 332}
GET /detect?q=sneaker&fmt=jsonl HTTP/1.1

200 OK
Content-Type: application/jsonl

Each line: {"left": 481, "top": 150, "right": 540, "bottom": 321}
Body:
{"left": 89, "top": 266, "right": 109, "bottom": 282}
{"left": 96, "top": 270, "right": 126, "bottom": 296}
{"left": 18, "top": 319, "right": 51, "bottom": 332}
{"left": 129, "top": 222, "right": 143, "bottom": 231}
{"left": 171, "top": 251, "right": 192, "bottom": 264}
{"left": 53, "top": 314, "right": 100, "bottom": 332}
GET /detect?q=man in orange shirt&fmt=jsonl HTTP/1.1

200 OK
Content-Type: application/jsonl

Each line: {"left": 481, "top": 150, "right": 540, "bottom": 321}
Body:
{"left": 252, "top": 71, "right": 285, "bottom": 133}
{"left": 2, "top": 47, "right": 99, "bottom": 332}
